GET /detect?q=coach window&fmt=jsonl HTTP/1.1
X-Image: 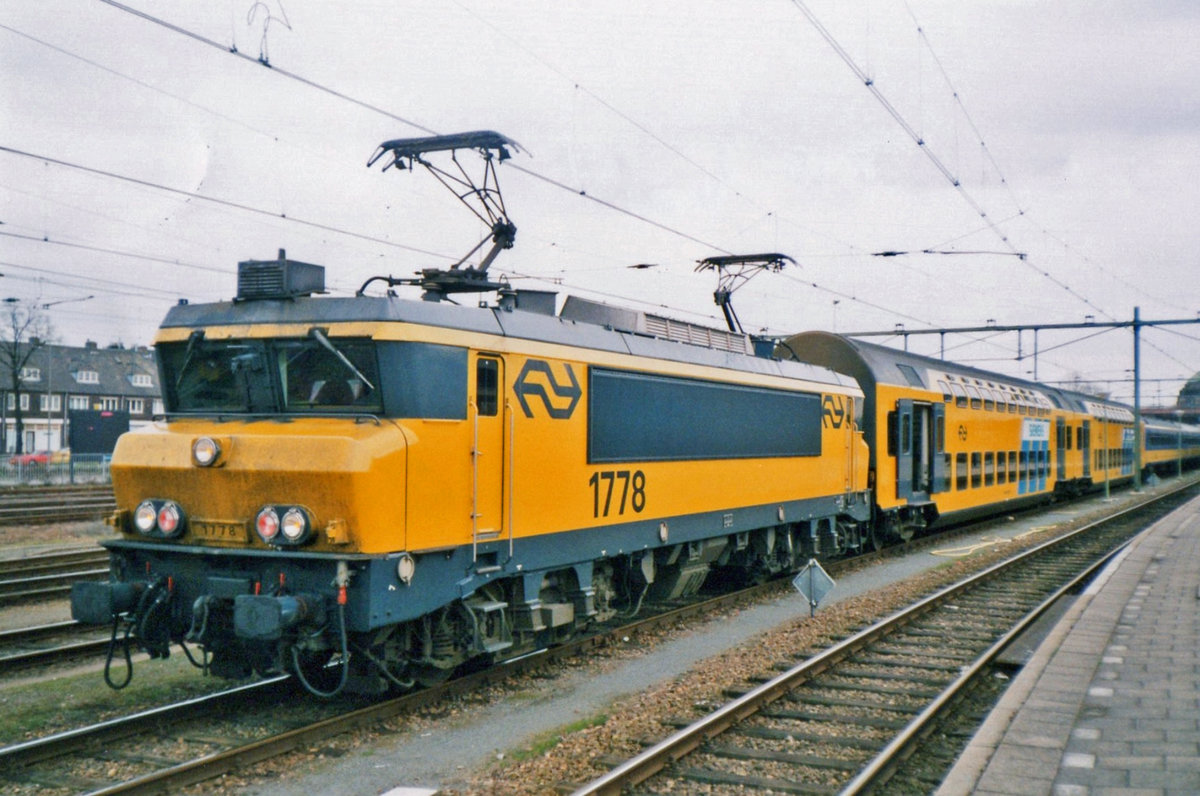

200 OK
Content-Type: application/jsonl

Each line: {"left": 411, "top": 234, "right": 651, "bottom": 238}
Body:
{"left": 938, "top": 380, "right": 952, "bottom": 403}
{"left": 951, "top": 383, "right": 968, "bottom": 408}
{"left": 956, "top": 453, "right": 968, "bottom": 490}
{"left": 966, "top": 385, "right": 982, "bottom": 410}
{"left": 896, "top": 364, "right": 925, "bottom": 388}
{"left": 982, "top": 389, "right": 995, "bottom": 412}
{"left": 971, "top": 452, "right": 982, "bottom": 488}
{"left": 984, "top": 452, "right": 995, "bottom": 486}
{"left": 997, "top": 453, "right": 1007, "bottom": 484}
{"left": 476, "top": 358, "right": 499, "bottom": 416}
{"left": 1009, "top": 451, "right": 1017, "bottom": 478}
{"left": 1008, "top": 394, "right": 1018, "bottom": 413}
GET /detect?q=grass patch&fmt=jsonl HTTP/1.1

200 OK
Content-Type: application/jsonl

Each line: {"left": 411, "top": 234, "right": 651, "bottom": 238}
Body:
{"left": 0, "top": 654, "right": 260, "bottom": 745}
{"left": 505, "top": 714, "right": 609, "bottom": 763}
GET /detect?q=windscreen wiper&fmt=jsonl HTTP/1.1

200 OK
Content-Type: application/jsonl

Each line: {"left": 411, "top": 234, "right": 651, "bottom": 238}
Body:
{"left": 308, "top": 328, "right": 376, "bottom": 393}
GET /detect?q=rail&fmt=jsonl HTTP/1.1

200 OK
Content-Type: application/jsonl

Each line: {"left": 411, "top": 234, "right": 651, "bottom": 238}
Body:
{"left": 0, "top": 484, "right": 115, "bottom": 525}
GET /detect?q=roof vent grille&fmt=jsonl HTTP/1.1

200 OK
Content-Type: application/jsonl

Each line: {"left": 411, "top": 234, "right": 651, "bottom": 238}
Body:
{"left": 237, "top": 249, "right": 326, "bottom": 301}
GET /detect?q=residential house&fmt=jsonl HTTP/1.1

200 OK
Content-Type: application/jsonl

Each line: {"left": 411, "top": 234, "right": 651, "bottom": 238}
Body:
{"left": 1, "top": 340, "right": 161, "bottom": 454}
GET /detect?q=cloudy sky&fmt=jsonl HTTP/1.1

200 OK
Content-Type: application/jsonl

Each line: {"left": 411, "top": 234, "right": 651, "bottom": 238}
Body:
{"left": 2, "top": 0, "right": 1198, "bottom": 405}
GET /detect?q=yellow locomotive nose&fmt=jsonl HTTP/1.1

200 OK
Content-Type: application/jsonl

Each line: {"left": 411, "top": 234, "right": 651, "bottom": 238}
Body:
{"left": 110, "top": 417, "right": 408, "bottom": 554}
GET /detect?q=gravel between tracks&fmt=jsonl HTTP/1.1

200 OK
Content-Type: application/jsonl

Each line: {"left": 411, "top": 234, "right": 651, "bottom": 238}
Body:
{"left": 0, "top": 520, "right": 111, "bottom": 633}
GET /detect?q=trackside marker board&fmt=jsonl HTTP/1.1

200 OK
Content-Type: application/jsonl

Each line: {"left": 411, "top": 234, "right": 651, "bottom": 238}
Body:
{"left": 793, "top": 558, "right": 836, "bottom": 617}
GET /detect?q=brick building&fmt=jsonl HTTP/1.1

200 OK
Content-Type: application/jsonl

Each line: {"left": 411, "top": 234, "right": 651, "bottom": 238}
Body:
{"left": 0, "top": 340, "right": 161, "bottom": 454}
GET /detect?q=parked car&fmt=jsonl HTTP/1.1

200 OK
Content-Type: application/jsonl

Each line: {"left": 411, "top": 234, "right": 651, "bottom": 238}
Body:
{"left": 9, "top": 450, "right": 51, "bottom": 465}
{"left": 8, "top": 449, "right": 70, "bottom": 465}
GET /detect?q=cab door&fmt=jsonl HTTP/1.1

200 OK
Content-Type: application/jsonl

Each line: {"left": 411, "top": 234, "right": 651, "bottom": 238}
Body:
{"left": 471, "top": 355, "right": 506, "bottom": 554}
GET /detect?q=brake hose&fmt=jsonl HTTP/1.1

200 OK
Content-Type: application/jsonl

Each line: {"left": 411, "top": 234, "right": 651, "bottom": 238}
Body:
{"left": 291, "top": 602, "right": 350, "bottom": 698}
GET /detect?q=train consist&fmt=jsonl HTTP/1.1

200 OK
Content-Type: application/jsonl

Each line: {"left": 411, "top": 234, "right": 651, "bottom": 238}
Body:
{"left": 71, "top": 134, "right": 1200, "bottom": 696}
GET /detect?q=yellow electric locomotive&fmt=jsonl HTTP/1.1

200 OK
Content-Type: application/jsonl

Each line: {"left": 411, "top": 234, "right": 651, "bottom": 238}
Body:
{"left": 72, "top": 250, "right": 871, "bottom": 696}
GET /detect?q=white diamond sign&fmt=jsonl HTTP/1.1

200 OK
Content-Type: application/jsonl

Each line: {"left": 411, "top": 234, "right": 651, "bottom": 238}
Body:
{"left": 793, "top": 558, "right": 835, "bottom": 616}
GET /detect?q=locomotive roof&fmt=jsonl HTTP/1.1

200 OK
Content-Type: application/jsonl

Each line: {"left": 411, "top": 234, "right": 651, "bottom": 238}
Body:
{"left": 159, "top": 293, "right": 860, "bottom": 392}
{"left": 779, "top": 331, "right": 1134, "bottom": 419}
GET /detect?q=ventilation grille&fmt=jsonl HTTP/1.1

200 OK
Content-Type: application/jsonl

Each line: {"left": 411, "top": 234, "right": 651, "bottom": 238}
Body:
{"left": 560, "top": 296, "right": 750, "bottom": 354}
{"left": 236, "top": 250, "right": 326, "bottom": 300}
{"left": 643, "top": 313, "right": 751, "bottom": 354}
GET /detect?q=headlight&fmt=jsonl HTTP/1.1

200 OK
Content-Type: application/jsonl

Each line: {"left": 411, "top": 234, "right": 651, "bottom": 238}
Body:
{"left": 192, "top": 437, "right": 221, "bottom": 467}
{"left": 281, "top": 508, "right": 310, "bottom": 542}
{"left": 134, "top": 501, "right": 158, "bottom": 534}
{"left": 255, "top": 507, "right": 280, "bottom": 543}
{"left": 131, "top": 499, "right": 186, "bottom": 538}
{"left": 156, "top": 502, "right": 183, "bottom": 537}
{"left": 255, "top": 505, "right": 314, "bottom": 546}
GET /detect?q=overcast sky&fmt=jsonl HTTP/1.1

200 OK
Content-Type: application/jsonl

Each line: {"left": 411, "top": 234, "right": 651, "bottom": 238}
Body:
{"left": 2, "top": 0, "right": 1198, "bottom": 405}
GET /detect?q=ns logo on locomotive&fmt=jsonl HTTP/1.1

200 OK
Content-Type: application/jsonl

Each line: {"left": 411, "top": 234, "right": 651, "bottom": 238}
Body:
{"left": 70, "top": 132, "right": 1200, "bottom": 697}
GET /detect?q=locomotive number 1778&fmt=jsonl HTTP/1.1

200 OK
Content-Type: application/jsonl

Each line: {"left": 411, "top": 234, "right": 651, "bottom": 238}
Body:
{"left": 588, "top": 470, "right": 647, "bottom": 518}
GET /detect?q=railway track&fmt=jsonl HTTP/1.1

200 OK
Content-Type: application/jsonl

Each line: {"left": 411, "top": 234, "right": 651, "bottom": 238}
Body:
{"left": 0, "top": 533, "right": 924, "bottom": 794}
{"left": 0, "top": 621, "right": 113, "bottom": 675}
{"left": 570, "top": 482, "right": 1198, "bottom": 796}
{"left": 0, "top": 483, "right": 1186, "bottom": 794}
{"left": 0, "top": 549, "right": 109, "bottom": 607}
{"left": 0, "top": 485, "right": 116, "bottom": 526}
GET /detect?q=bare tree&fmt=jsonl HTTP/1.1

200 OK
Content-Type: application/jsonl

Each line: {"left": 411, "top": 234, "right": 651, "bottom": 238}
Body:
{"left": 0, "top": 300, "right": 52, "bottom": 454}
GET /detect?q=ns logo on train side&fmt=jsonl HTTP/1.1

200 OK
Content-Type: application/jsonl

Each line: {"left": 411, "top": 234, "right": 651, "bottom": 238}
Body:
{"left": 822, "top": 394, "right": 848, "bottom": 428}
{"left": 513, "top": 360, "right": 581, "bottom": 419}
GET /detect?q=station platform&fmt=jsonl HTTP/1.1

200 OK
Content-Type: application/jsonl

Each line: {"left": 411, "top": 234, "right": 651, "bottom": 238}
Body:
{"left": 937, "top": 491, "right": 1200, "bottom": 795}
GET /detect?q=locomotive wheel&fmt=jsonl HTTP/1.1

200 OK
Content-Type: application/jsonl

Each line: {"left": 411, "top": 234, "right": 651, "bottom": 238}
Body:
{"left": 410, "top": 662, "right": 455, "bottom": 688}
{"left": 866, "top": 525, "right": 882, "bottom": 552}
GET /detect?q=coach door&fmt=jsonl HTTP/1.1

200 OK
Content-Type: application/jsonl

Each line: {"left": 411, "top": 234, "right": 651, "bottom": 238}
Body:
{"left": 896, "top": 400, "right": 941, "bottom": 502}
{"left": 471, "top": 355, "right": 507, "bottom": 561}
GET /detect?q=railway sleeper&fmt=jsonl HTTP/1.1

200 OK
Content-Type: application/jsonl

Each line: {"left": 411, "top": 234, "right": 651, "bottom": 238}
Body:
{"left": 675, "top": 764, "right": 839, "bottom": 795}
{"left": 883, "top": 634, "right": 987, "bottom": 651}
{"left": 850, "top": 654, "right": 968, "bottom": 672}
{"left": 836, "top": 666, "right": 954, "bottom": 687}
{"left": 728, "top": 724, "right": 883, "bottom": 750}
{"left": 812, "top": 679, "right": 942, "bottom": 699}
{"left": 873, "top": 642, "right": 980, "bottom": 661}
{"left": 704, "top": 743, "right": 863, "bottom": 771}
{"left": 761, "top": 707, "right": 911, "bottom": 730}
{"left": 785, "top": 692, "right": 923, "bottom": 714}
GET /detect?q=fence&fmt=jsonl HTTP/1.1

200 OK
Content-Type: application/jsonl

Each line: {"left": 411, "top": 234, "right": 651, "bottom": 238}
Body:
{"left": 0, "top": 454, "right": 111, "bottom": 486}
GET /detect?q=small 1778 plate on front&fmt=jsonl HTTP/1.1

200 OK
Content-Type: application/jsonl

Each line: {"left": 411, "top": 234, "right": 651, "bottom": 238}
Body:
{"left": 192, "top": 520, "right": 248, "bottom": 543}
